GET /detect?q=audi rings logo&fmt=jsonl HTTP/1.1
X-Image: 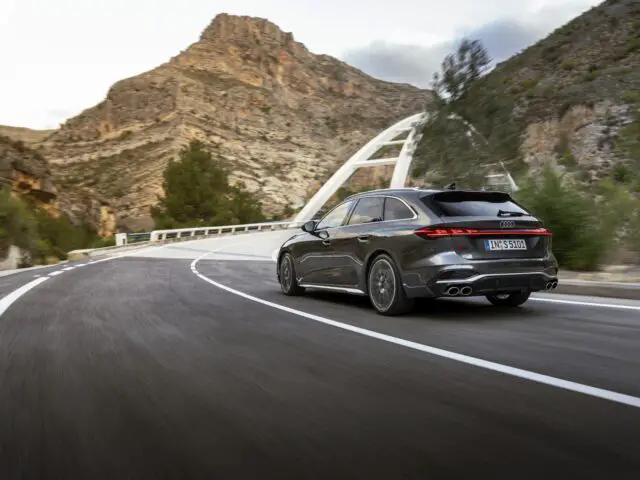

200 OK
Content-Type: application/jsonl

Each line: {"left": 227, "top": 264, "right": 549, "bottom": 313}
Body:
{"left": 500, "top": 220, "right": 516, "bottom": 228}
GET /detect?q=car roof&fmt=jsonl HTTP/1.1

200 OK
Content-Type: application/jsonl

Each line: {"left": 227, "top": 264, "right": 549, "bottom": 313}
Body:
{"left": 343, "top": 188, "right": 436, "bottom": 201}
{"left": 344, "top": 187, "right": 509, "bottom": 201}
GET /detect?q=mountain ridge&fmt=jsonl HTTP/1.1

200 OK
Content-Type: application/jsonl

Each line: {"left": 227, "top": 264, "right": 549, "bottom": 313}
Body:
{"left": 3, "top": 13, "right": 427, "bottom": 232}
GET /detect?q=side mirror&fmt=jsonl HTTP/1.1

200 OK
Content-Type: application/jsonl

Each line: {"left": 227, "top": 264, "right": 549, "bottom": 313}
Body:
{"left": 301, "top": 220, "right": 317, "bottom": 233}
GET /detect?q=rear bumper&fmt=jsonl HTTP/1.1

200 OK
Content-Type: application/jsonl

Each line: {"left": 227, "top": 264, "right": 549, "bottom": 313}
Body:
{"left": 401, "top": 258, "right": 559, "bottom": 298}
{"left": 430, "top": 272, "right": 558, "bottom": 296}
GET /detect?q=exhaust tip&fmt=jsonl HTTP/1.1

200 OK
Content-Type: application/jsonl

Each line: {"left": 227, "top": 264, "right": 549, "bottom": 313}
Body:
{"left": 551, "top": 281, "right": 558, "bottom": 289}
{"left": 445, "top": 286, "right": 460, "bottom": 296}
{"left": 460, "top": 286, "right": 472, "bottom": 296}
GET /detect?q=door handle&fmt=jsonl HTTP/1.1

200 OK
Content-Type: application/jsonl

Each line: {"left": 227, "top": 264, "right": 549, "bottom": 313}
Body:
{"left": 358, "top": 235, "right": 370, "bottom": 242}
{"left": 322, "top": 239, "right": 331, "bottom": 246}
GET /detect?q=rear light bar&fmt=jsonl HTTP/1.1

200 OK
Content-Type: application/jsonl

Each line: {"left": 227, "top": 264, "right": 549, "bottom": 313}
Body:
{"left": 415, "top": 227, "right": 552, "bottom": 238}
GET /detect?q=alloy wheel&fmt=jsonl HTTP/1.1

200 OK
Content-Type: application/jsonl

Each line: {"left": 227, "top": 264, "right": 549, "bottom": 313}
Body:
{"left": 369, "top": 258, "right": 396, "bottom": 311}
{"left": 280, "top": 255, "right": 293, "bottom": 291}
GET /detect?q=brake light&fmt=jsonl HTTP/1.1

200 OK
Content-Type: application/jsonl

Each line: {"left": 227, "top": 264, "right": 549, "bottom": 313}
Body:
{"left": 415, "top": 227, "right": 552, "bottom": 238}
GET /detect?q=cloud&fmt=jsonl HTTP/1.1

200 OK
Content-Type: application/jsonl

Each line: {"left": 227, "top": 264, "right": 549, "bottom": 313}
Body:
{"left": 342, "top": 1, "right": 597, "bottom": 88}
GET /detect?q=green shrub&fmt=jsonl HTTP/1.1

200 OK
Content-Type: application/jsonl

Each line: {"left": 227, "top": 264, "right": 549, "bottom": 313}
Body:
{"left": 0, "top": 189, "right": 38, "bottom": 256}
{"left": 151, "top": 140, "right": 265, "bottom": 229}
{"left": 621, "top": 91, "right": 640, "bottom": 104}
{"left": 515, "top": 169, "right": 608, "bottom": 270}
{"left": 31, "top": 208, "right": 100, "bottom": 260}
{"left": 0, "top": 188, "right": 107, "bottom": 264}
{"left": 516, "top": 170, "right": 640, "bottom": 269}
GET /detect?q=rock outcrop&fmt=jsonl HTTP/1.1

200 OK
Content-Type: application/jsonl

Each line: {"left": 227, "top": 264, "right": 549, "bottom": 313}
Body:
{"left": 477, "top": 0, "right": 639, "bottom": 184}
{"left": 0, "top": 135, "right": 58, "bottom": 216}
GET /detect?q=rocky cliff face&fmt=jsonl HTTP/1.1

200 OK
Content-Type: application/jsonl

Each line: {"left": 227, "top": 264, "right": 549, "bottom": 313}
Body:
{"left": 34, "top": 14, "right": 427, "bottom": 231}
{"left": 0, "top": 134, "right": 116, "bottom": 237}
{"left": 0, "top": 135, "right": 58, "bottom": 216}
{"left": 485, "top": 0, "right": 640, "bottom": 184}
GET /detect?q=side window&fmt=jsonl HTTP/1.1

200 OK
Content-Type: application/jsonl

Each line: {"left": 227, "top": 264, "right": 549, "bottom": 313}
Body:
{"left": 384, "top": 197, "right": 414, "bottom": 220}
{"left": 347, "top": 197, "right": 384, "bottom": 225}
{"left": 316, "top": 200, "right": 354, "bottom": 230}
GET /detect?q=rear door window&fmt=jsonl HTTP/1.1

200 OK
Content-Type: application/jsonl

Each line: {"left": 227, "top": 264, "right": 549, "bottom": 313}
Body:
{"left": 383, "top": 197, "right": 414, "bottom": 220}
{"left": 425, "top": 191, "right": 530, "bottom": 217}
{"left": 347, "top": 197, "right": 383, "bottom": 225}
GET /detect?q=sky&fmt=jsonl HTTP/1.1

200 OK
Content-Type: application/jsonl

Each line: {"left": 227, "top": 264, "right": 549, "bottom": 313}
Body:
{"left": 1, "top": 0, "right": 601, "bottom": 130}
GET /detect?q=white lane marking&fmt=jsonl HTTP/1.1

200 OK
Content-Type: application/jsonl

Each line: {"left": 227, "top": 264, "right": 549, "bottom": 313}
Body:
{"left": 0, "top": 243, "right": 171, "bottom": 319}
{"left": 271, "top": 248, "right": 279, "bottom": 262}
{"left": 0, "top": 277, "right": 49, "bottom": 317}
{"left": 530, "top": 296, "right": 640, "bottom": 311}
{"left": 76, "top": 263, "right": 87, "bottom": 267}
{"left": 190, "top": 248, "right": 640, "bottom": 409}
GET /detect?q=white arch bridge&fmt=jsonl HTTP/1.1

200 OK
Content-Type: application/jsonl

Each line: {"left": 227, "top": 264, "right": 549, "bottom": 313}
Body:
{"left": 116, "top": 112, "right": 518, "bottom": 246}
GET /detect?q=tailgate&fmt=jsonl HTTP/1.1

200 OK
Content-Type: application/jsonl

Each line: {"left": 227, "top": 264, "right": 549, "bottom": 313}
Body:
{"left": 421, "top": 191, "right": 551, "bottom": 259}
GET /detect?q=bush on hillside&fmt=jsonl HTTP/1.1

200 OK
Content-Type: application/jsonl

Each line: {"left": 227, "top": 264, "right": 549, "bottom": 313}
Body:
{"left": 1, "top": 188, "right": 108, "bottom": 264}
{"left": 0, "top": 189, "right": 38, "bottom": 257}
{"left": 31, "top": 207, "right": 102, "bottom": 260}
{"left": 515, "top": 168, "right": 640, "bottom": 270}
{"left": 151, "top": 140, "right": 265, "bottom": 229}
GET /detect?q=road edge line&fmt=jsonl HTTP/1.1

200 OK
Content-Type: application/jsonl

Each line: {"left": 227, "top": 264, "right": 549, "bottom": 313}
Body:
{"left": 0, "top": 277, "right": 49, "bottom": 318}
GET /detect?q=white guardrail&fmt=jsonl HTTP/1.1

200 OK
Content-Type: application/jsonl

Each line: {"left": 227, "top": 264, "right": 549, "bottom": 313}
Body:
{"left": 116, "top": 221, "right": 306, "bottom": 246}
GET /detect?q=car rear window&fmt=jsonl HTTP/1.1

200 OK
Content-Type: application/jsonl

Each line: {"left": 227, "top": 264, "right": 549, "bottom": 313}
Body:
{"left": 423, "top": 191, "right": 530, "bottom": 217}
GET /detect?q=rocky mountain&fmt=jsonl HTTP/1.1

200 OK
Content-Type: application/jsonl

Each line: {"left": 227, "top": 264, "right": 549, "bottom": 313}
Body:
{"left": 419, "top": 0, "right": 640, "bottom": 186}
{"left": 7, "top": 13, "right": 426, "bottom": 232}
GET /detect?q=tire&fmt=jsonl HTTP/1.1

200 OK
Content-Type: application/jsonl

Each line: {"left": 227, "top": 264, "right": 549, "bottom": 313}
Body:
{"left": 279, "top": 253, "right": 305, "bottom": 296}
{"left": 486, "top": 291, "right": 531, "bottom": 307}
{"left": 367, "top": 254, "right": 414, "bottom": 316}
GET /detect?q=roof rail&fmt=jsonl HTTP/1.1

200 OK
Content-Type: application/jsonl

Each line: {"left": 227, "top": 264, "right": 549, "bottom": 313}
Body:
{"left": 343, "top": 187, "right": 425, "bottom": 200}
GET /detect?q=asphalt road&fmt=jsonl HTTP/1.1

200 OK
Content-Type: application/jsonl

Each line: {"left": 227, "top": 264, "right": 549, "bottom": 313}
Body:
{"left": 0, "top": 235, "right": 639, "bottom": 479}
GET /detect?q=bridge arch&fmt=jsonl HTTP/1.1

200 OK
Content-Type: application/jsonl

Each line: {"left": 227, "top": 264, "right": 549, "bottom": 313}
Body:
{"left": 293, "top": 113, "right": 425, "bottom": 223}
{"left": 293, "top": 112, "right": 519, "bottom": 223}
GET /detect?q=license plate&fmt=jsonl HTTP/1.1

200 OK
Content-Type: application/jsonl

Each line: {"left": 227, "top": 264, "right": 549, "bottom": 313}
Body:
{"left": 484, "top": 239, "right": 527, "bottom": 251}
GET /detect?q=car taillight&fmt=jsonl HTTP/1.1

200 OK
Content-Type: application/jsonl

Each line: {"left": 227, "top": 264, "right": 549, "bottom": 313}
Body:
{"left": 415, "top": 227, "right": 552, "bottom": 238}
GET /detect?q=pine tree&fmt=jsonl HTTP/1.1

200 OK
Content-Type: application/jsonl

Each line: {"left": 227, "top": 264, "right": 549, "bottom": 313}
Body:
{"left": 151, "top": 141, "right": 265, "bottom": 228}
{"left": 412, "top": 39, "right": 522, "bottom": 186}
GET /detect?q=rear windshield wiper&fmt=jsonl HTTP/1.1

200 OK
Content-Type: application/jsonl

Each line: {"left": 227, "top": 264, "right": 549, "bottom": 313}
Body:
{"left": 497, "top": 209, "right": 526, "bottom": 217}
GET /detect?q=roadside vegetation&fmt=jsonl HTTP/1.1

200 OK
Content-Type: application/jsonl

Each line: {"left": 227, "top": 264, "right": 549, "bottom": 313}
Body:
{"left": 515, "top": 168, "right": 640, "bottom": 270}
{"left": 412, "top": 38, "right": 640, "bottom": 270}
{"left": 151, "top": 140, "right": 265, "bottom": 229}
{"left": 0, "top": 189, "right": 111, "bottom": 266}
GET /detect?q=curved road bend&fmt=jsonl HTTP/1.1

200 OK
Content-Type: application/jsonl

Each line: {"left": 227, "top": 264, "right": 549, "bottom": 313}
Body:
{"left": 0, "top": 232, "right": 639, "bottom": 479}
